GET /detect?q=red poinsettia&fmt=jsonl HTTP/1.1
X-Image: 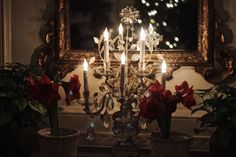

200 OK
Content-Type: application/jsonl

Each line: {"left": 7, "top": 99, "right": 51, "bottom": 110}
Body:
{"left": 139, "top": 80, "right": 196, "bottom": 139}
{"left": 62, "top": 75, "right": 81, "bottom": 105}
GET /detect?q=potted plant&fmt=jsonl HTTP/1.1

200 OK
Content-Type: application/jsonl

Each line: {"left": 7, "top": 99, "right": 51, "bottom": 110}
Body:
{"left": 28, "top": 65, "right": 81, "bottom": 157}
{"left": 0, "top": 62, "right": 82, "bottom": 157}
{"left": 193, "top": 85, "right": 236, "bottom": 157}
{"left": 138, "top": 80, "right": 196, "bottom": 157}
{"left": 0, "top": 63, "right": 47, "bottom": 157}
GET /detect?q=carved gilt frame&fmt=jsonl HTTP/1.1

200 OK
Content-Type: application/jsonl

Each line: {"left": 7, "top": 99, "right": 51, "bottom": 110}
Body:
{"left": 45, "top": 0, "right": 233, "bottom": 83}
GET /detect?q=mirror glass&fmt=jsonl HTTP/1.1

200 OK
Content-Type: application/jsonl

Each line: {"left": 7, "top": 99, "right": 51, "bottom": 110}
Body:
{"left": 68, "top": 0, "right": 198, "bottom": 51}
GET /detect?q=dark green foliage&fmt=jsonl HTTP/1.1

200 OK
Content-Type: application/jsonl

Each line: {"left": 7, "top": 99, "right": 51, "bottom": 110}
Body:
{"left": 0, "top": 63, "right": 46, "bottom": 130}
{"left": 193, "top": 85, "right": 236, "bottom": 149}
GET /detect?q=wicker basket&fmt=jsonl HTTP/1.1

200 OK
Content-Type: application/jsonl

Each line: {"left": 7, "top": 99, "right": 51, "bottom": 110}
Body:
{"left": 38, "top": 128, "right": 80, "bottom": 157}
{"left": 150, "top": 131, "right": 193, "bottom": 157}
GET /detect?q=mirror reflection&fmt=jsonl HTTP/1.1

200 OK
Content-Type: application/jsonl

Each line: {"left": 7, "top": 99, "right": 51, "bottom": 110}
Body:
{"left": 69, "top": 0, "right": 198, "bottom": 51}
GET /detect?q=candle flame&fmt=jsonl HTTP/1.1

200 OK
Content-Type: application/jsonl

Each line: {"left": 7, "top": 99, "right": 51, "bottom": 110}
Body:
{"left": 103, "top": 28, "right": 109, "bottom": 41}
{"left": 83, "top": 59, "right": 88, "bottom": 71}
{"left": 119, "top": 24, "right": 123, "bottom": 35}
{"left": 140, "top": 27, "right": 145, "bottom": 41}
{"left": 161, "top": 60, "right": 167, "bottom": 73}
{"left": 121, "top": 52, "right": 126, "bottom": 64}
{"left": 149, "top": 23, "right": 154, "bottom": 34}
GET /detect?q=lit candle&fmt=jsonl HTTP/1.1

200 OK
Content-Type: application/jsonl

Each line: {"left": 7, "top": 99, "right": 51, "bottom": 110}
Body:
{"left": 103, "top": 28, "right": 109, "bottom": 70}
{"left": 118, "top": 23, "right": 123, "bottom": 41}
{"left": 139, "top": 27, "right": 146, "bottom": 71}
{"left": 120, "top": 52, "right": 126, "bottom": 97}
{"left": 83, "top": 59, "right": 89, "bottom": 94}
{"left": 148, "top": 23, "right": 154, "bottom": 52}
{"left": 161, "top": 60, "right": 167, "bottom": 89}
{"left": 148, "top": 23, "right": 154, "bottom": 35}
{"left": 118, "top": 23, "right": 124, "bottom": 51}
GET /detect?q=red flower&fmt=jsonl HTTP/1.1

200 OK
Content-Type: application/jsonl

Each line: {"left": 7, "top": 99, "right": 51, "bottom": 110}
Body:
{"left": 139, "top": 96, "right": 161, "bottom": 120}
{"left": 62, "top": 75, "right": 81, "bottom": 105}
{"left": 139, "top": 80, "right": 196, "bottom": 121}
{"left": 175, "top": 81, "right": 189, "bottom": 95}
{"left": 181, "top": 87, "right": 196, "bottom": 109}
{"left": 175, "top": 81, "right": 196, "bottom": 109}
{"left": 163, "top": 90, "right": 178, "bottom": 113}
{"left": 149, "top": 81, "right": 164, "bottom": 96}
{"left": 29, "top": 75, "right": 61, "bottom": 106}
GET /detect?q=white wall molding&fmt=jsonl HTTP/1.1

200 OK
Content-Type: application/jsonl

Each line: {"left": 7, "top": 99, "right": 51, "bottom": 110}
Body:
{"left": 0, "top": 0, "right": 3, "bottom": 65}
{"left": 2, "top": 0, "right": 12, "bottom": 65}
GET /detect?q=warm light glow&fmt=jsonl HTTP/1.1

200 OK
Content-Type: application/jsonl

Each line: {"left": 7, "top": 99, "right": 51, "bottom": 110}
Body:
{"left": 83, "top": 59, "right": 88, "bottom": 71}
{"left": 103, "top": 28, "right": 109, "bottom": 41}
{"left": 118, "top": 24, "right": 123, "bottom": 35}
{"left": 140, "top": 27, "right": 145, "bottom": 41}
{"left": 161, "top": 60, "right": 167, "bottom": 73}
{"left": 121, "top": 52, "right": 126, "bottom": 64}
{"left": 148, "top": 23, "right": 154, "bottom": 34}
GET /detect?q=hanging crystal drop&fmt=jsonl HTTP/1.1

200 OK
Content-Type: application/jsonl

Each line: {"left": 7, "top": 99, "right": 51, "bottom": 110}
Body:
{"left": 103, "top": 121, "right": 110, "bottom": 128}
{"left": 102, "top": 111, "right": 110, "bottom": 128}
{"left": 140, "top": 122, "right": 147, "bottom": 129}
{"left": 86, "top": 119, "right": 96, "bottom": 141}
{"left": 140, "top": 118, "right": 147, "bottom": 129}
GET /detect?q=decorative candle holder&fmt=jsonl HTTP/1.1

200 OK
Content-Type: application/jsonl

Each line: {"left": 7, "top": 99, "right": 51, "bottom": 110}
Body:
{"left": 79, "top": 6, "right": 165, "bottom": 145}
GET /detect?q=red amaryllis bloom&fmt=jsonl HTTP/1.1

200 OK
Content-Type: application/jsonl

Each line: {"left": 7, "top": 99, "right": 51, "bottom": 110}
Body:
{"left": 62, "top": 75, "right": 81, "bottom": 105}
{"left": 139, "top": 80, "right": 196, "bottom": 121}
{"left": 163, "top": 90, "right": 178, "bottom": 113}
{"left": 149, "top": 81, "right": 165, "bottom": 96}
{"left": 180, "top": 87, "right": 196, "bottom": 109}
{"left": 139, "top": 96, "right": 161, "bottom": 120}
{"left": 29, "top": 75, "right": 61, "bottom": 106}
{"left": 175, "top": 81, "right": 196, "bottom": 109}
{"left": 175, "top": 81, "right": 189, "bottom": 96}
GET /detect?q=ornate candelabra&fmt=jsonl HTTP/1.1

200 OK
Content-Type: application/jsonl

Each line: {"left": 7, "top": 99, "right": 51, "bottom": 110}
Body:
{"left": 78, "top": 6, "right": 164, "bottom": 145}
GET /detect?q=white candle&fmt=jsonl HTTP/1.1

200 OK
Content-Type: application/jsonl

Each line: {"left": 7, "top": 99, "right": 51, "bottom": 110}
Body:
{"left": 83, "top": 59, "right": 89, "bottom": 94}
{"left": 120, "top": 52, "right": 126, "bottom": 97}
{"left": 103, "top": 28, "right": 109, "bottom": 70}
{"left": 139, "top": 27, "right": 146, "bottom": 71}
{"left": 118, "top": 24, "right": 124, "bottom": 51}
{"left": 161, "top": 60, "right": 167, "bottom": 89}
{"left": 119, "top": 23, "right": 123, "bottom": 40}
{"left": 148, "top": 23, "right": 154, "bottom": 52}
{"left": 148, "top": 23, "right": 154, "bottom": 35}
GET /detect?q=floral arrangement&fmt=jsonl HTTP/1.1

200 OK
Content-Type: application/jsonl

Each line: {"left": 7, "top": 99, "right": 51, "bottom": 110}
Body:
{"left": 139, "top": 80, "right": 196, "bottom": 139}
{"left": 28, "top": 74, "right": 81, "bottom": 136}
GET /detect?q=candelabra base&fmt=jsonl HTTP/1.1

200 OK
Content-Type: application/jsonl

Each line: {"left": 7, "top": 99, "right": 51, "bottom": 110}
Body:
{"left": 111, "top": 142, "right": 140, "bottom": 157}
{"left": 112, "top": 110, "right": 140, "bottom": 143}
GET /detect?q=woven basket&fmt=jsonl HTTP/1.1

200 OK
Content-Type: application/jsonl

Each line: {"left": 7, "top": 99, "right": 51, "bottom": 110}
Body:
{"left": 150, "top": 131, "right": 193, "bottom": 157}
{"left": 38, "top": 128, "right": 80, "bottom": 157}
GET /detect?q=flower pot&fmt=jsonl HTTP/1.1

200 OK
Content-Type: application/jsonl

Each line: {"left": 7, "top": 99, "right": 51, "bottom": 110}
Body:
{"left": 209, "top": 131, "right": 236, "bottom": 157}
{"left": 150, "top": 131, "right": 193, "bottom": 157}
{"left": 38, "top": 128, "right": 80, "bottom": 157}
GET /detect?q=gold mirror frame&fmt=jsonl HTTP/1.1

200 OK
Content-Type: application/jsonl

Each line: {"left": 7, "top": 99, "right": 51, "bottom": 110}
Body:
{"left": 45, "top": 0, "right": 233, "bottom": 83}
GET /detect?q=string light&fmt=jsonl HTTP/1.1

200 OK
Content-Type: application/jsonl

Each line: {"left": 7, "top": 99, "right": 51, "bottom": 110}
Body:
{"left": 137, "top": 0, "right": 183, "bottom": 49}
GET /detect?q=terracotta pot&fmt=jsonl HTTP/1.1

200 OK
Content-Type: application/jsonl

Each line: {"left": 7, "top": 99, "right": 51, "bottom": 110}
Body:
{"left": 150, "top": 131, "right": 193, "bottom": 157}
{"left": 38, "top": 128, "right": 80, "bottom": 157}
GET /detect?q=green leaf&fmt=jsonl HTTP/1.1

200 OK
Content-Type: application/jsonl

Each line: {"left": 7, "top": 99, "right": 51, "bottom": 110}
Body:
{"left": 28, "top": 101, "right": 47, "bottom": 114}
{"left": 17, "top": 101, "right": 27, "bottom": 111}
